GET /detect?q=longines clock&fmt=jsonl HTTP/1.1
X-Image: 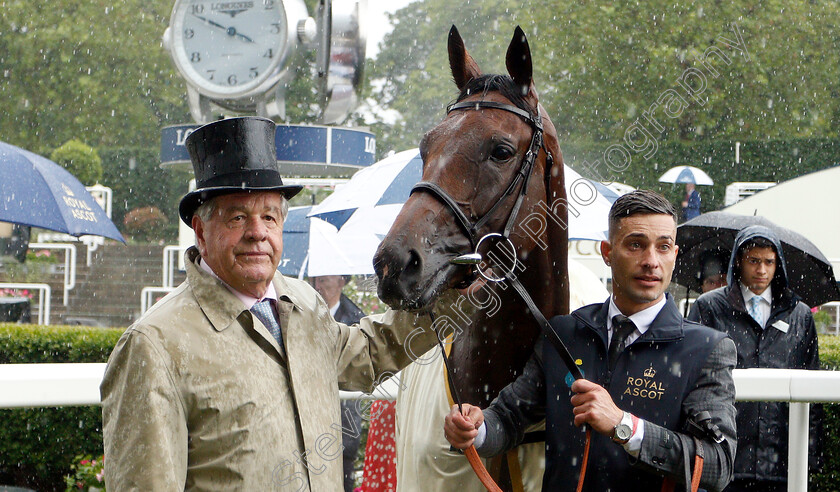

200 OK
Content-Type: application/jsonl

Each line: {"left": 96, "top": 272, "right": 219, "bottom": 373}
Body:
{"left": 163, "top": 0, "right": 314, "bottom": 122}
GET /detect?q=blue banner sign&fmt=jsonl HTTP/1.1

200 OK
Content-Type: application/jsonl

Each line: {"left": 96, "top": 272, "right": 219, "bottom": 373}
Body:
{"left": 160, "top": 124, "right": 376, "bottom": 177}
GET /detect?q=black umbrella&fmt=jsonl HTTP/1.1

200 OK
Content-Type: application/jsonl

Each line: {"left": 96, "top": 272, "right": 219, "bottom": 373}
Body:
{"left": 674, "top": 211, "right": 840, "bottom": 307}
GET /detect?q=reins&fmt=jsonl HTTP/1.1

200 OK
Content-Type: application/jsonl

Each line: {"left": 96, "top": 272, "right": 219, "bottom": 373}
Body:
{"left": 416, "top": 99, "right": 590, "bottom": 491}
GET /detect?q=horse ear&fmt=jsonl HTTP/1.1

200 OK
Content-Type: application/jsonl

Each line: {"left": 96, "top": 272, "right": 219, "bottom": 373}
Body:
{"left": 506, "top": 26, "right": 535, "bottom": 98}
{"left": 448, "top": 25, "right": 482, "bottom": 91}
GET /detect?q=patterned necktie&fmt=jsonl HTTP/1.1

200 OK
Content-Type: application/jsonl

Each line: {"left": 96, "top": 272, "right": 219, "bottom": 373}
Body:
{"left": 749, "top": 296, "right": 763, "bottom": 327}
{"left": 251, "top": 299, "right": 283, "bottom": 347}
{"left": 609, "top": 315, "right": 636, "bottom": 371}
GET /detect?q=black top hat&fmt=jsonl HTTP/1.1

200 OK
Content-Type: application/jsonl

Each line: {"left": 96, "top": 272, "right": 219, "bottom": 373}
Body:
{"left": 178, "top": 117, "right": 303, "bottom": 227}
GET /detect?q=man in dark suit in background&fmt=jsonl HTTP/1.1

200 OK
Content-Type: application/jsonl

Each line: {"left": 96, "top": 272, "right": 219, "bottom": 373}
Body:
{"left": 314, "top": 274, "right": 366, "bottom": 492}
{"left": 444, "top": 190, "right": 737, "bottom": 491}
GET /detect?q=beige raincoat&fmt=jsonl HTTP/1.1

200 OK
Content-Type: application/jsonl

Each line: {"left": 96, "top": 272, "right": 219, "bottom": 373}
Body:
{"left": 102, "top": 247, "right": 436, "bottom": 491}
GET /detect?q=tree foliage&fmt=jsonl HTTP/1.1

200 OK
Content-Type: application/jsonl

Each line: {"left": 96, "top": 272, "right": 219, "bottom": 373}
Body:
{"left": 0, "top": 0, "right": 191, "bottom": 154}
{"left": 49, "top": 140, "right": 102, "bottom": 185}
{"left": 365, "top": 0, "right": 840, "bottom": 176}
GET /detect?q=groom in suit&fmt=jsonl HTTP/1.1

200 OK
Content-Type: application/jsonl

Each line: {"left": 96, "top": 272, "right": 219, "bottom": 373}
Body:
{"left": 445, "top": 190, "right": 737, "bottom": 491}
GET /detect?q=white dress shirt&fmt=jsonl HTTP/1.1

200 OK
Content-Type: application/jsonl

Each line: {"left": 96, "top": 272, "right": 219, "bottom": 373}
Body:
{"left": 740, "top": 283, "right": 772, "bottom": 328}
{"left": 199, "top": 258, "right": 279, "bottom": 307}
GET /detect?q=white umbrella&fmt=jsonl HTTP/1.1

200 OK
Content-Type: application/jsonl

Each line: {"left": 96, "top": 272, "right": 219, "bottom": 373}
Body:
{"left": 309, "top": 149, "right": 422, "bottom": 229}
{"left": 280, "top": 206, "right": 390, "bottom": 277}
{"left": 658, "top": 165, "right": 714, "bottom": 185}
{"left": 309, "top": 148, "right": 620, "bottom": 241}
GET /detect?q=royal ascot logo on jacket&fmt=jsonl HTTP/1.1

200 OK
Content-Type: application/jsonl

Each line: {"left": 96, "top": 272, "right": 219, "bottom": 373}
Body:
{"left": 622, "top": 365, "right": 666, "bottom": 401}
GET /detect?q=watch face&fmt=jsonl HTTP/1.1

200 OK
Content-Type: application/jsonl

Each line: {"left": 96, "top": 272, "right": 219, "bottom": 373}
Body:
{"left": 615, "top": 423, "right": 632, "bottom": 441}
{"left": 171, "top": 0, "right": 288, "bottom": 98}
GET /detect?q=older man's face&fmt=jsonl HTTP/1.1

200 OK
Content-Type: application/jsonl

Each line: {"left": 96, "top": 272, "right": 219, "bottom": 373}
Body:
{"left": 194, "top": 191, "right": 285, "bottom": 298}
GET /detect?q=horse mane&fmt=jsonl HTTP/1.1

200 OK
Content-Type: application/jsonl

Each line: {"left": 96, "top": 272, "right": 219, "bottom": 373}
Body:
{"left": 455, "top": 74, "right": 537, "bottom": 121}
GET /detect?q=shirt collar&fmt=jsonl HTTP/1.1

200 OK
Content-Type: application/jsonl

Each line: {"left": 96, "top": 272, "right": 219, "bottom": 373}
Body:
{"left": 199, "top": 258, "right": 278, "bottom": 309}
{"left": 607, "top": 295, "right": 667, "bottom": 335}
{"left": 740, "top": 282, "right": 772, "bottom": 306}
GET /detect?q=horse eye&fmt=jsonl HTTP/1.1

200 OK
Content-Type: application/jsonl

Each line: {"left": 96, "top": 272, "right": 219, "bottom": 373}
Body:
{"left": 490, "top": 145, "right": 514, "bottom": 161}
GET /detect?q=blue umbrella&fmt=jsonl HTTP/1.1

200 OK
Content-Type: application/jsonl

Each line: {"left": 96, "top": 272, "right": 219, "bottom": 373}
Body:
{"left": 278, "top": 206, "right": 312, "bottom": 276}
{"left": 0, "top": 141, "right": 124, "bottom": 242}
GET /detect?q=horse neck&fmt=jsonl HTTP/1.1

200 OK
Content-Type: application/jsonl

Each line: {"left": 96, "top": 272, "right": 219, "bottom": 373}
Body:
{"left": 450, "top": 233, "right": 563, "bottom": 407}
{"left": 448, "top": 123, "right": 570, "bottom": 407}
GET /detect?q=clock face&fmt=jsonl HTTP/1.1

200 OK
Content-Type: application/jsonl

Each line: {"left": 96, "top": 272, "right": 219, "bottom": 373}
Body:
{"left": 171, "top": 0, "right": 288, "bottom": 98}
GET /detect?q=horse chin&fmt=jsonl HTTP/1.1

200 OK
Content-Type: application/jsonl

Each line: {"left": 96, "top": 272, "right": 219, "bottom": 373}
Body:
{"left": 378, "top": 262, "right": 465, "bottom": 312}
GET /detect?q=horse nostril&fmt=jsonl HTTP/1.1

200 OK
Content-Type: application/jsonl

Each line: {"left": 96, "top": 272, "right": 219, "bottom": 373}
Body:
{"left": 405, "top": 249, "right": 423, "bottom": 277}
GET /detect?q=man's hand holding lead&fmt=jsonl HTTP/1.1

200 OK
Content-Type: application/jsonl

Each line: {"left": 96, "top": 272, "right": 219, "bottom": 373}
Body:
{"left": 570, "top": 379, "right": 624, "bottom": 436}
{"left": 444, "top": 404, "right": 485, "bottom": 449}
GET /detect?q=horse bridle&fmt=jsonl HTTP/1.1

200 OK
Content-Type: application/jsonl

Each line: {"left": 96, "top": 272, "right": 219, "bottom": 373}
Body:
{"left": 411, "top": 98, "right": 582, "bottom": 378}
{"left": 411, "top": 100, "right": 550, "bottom": 255}
{"left": 412, "top": 99, "right": 586, "bottom": 492}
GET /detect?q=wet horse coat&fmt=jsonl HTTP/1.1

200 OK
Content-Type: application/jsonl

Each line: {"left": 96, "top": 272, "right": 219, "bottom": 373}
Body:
{"left": 375, "top": 25, "right": 570, "bottom": 415}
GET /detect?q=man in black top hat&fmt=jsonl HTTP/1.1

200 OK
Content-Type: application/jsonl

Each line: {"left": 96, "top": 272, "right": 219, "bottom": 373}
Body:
{"left": 101, "top": 117, "right": 441, "bottom": 491}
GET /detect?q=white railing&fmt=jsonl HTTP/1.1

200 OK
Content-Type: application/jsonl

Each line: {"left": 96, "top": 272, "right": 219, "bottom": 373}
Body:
{"left": 162, "top": 245, "right": 186, "bottom": 289}
{"left": 733, "top": 369, "right": 840, "bottom": 492}
{"left": 0, "top": 363, "right": 104, "bottom": 407}
{"left": 28, "top": 242, "right": 76, "bottom": 305}
{"left": 822, "top": 301, "right": 840, "bottom": 335}
{"left": 0, "top": 366, "right": 835, "bottom": 491}
{"left": 36, "top": 233, "right": 103, "bottom": 267}
{"left": 0, "top": 282, "right": 50, "bottom": 324}
{"left": 140, "top": 286, "right": 175, "bottom": 315}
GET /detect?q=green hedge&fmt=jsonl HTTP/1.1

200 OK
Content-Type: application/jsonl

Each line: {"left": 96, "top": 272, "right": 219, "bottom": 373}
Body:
{"left": 810, "top": 335, "right": 840, "bottom": 490}
{"left": 0, "top": 324, "right": 123, "bottom": 492}
{"left": 1, "top": 324, "right": 839, "bottom": 490}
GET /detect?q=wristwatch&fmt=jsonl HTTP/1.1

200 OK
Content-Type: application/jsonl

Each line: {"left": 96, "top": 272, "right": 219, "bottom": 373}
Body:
{"left": 612, "top": 411, "right": 634, "bottom": 444}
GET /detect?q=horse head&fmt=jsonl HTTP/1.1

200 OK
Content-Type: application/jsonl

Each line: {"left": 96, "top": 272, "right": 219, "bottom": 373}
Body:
{"left": 375, "top": 26, "right": 568, "bottom": 320}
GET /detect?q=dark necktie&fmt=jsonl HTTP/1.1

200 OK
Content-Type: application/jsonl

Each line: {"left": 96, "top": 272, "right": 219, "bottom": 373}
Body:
{"left": 609, "top": 315, "right": 636, "bottom": 371}
{"left": 251, "top": 299, "right": 283, "bottom": 348}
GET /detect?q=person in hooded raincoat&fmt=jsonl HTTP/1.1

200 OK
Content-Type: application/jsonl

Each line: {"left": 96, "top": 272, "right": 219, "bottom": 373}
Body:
{"left": 688, "top": 224, "right": 823, "bottom": 492}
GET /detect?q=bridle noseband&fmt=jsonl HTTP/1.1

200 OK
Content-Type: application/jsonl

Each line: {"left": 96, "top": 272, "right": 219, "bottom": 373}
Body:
{"left": 410, "top": 99, "right": 553, "bottom": 255}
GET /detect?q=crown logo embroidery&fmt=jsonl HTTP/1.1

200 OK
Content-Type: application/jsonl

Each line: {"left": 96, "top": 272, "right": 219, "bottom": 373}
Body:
{"left": 61, "top": 183, "right": 75, "bottom": 197}
{"left": 644, "top": 366, "right": 656, "bottom": 378}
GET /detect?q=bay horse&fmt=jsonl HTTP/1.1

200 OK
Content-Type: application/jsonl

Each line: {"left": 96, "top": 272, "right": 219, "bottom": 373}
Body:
{"left": 375, "top": 25, "right": 569, "bottom": 419}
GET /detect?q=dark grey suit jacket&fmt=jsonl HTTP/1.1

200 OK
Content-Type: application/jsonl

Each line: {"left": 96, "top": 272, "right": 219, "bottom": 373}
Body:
{"left": 480, "top": 329, "right": 737, "bottom": 491}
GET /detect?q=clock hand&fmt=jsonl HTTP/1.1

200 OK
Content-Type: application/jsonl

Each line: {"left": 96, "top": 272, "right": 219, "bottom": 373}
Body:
{"left": 191, "top": 13, "right": 227, "bottom": 32}
{"left": 233, "top": 31, "right": 254, "bottom": 43}
{"left": 191, "top": 13, "right": 254, "bottom": 43}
